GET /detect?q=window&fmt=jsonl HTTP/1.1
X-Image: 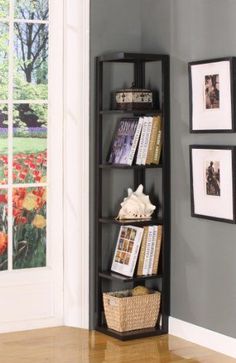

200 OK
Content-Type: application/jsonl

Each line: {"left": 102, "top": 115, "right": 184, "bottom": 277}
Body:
{"left": 0, "top": 0, "right": 49, "bottom": 271}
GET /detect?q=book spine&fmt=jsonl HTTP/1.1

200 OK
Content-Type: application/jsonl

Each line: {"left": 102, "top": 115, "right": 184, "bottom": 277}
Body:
{"left": 127, "top": 117, "right": 143, "bottom": 166}
{"left": 142, "top": 226, "right": 154, "bottom": 275}
{"left": 142, "top": 117, "right": 153, "bottom": 165}
{"left": 136, "top": 226, "right": 148, "bottom": 276}
{"left": 129, "top": 227, "right": 144, "bottom": 277}
{"left": 153, "top": 116, "right": 162, "bottom": 164}
{"left": 136, "top": 117, "right": 147, "bottom": 165}
{"left": 147, "top": 225, "right": 158, "bottom": 274}
{"left": 152, "top": 225, "right": 162, "bottom": 275}
{"left": 146, "top": 117, "right": 158, "bottom": 165}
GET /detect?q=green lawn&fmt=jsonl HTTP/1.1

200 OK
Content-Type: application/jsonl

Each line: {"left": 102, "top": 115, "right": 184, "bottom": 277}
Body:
{"left": 0, "top": 137, "right": 47, "bottom": 154}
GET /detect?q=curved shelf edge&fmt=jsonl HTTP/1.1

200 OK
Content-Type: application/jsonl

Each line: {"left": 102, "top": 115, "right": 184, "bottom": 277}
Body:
{"left": 99, "top": 163, "right": 162, "bottom": 169}
{"left": 99, "top": 217, "right": 163, "bottom": 226}
{"left": 99, "top": 271, "right": 163, "bottom": 283}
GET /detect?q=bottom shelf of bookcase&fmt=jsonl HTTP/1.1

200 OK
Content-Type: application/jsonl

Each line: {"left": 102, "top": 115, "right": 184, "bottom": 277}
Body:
{"left": 96, "top": 325, "right": 167, "bottom": 341}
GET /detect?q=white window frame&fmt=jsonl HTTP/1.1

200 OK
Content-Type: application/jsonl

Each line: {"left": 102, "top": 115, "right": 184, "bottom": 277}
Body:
{"left": 0, "top": 0, "right": 90, "bottom": 330}
{"left": 63, "top": 0, "right": 90, "bottom": 329}
{"left": 0, "top": 0, "right": 64, "bottom": 333}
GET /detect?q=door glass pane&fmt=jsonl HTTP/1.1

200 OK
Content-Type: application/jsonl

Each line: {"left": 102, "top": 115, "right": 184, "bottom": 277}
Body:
{"left": 15, "top": 0, "right": 48, "bottom": 20}
{"left": 14, "top": 23, "right": 48, "bottom": 99}
{"left": 0, "top": 189, "right": 8, "bottom": 271}
{"left": 0, "top": 0, "right": 8, "bottom": 18}
{"left": 13, "top": 103, "right": 47, "bottom": 184}
{"left": 0, "top": 23, "right": 9, "bottom": 100}
{"left": 13, "top": 186, "right": 46, "bottom": 269}
{"left": 0, "top": 104, "right": 8, "bottom": 185}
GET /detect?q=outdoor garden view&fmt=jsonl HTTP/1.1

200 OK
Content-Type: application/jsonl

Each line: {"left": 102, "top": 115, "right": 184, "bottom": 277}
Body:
{"left": 0, "top": 0, "right": 48, "bottom": 270}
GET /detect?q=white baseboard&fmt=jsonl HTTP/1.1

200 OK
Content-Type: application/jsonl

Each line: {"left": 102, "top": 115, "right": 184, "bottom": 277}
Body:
{"left": 0, "top": 318, "right": 63, "bottom": 334}
{"left": 169, "top": 317, "right": 236, "bottom": 359}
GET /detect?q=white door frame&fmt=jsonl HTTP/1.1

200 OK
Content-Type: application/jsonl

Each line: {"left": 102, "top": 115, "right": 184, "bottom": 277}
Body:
{"left": 63, "top": 0, "right": 90, "bottom": 329}
{"left": 0, "top": 0, "right": 64, "bottom": 333}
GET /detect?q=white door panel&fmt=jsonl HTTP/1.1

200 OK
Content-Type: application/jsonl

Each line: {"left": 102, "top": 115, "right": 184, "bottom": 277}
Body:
{"left": 0, "top": 0, "right": 63, "bottom": 332}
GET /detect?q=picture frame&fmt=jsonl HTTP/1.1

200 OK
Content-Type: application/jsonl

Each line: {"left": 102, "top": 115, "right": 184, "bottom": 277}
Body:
{"left": 190, "top": 145, "right": 236, "bottom": 223}
{"left": 189, "top": 57, "right": 236, "bottom": 133}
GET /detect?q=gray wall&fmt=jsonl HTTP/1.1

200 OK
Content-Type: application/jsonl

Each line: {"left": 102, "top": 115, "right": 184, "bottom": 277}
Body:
{"left": 90, "top": 0, "right": 236, "bottom": 338}
{"left": 141, "top": 0, "right": 236, "bottom": 338}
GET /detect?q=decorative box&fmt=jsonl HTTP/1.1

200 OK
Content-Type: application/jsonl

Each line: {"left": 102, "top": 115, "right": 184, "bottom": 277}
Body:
{"left": 112, "top": 85, "right": 153, "bottom": 111}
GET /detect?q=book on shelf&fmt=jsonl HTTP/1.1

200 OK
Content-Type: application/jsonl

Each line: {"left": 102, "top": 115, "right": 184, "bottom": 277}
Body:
{"left": 107, "top": 115, "right": 162, "bottom": 166}
{"left": 127, "top": 117, "right": 143, "bottom": 165}
{"left": 146, "top": 116, "right": 160, "bottom": 164}
{"left": 136, "top": 225, "right": 162, "bottom": 276}
{"left": 111, "top": 224, "right": 162, "bottom": 278}
{"left": 136, "top": 115, "right": 162, "bottom": 166}
{"left": 136, "top": 226, "right": 148, "bottom": 276}
{"left": 142, "top": 226, "right": 154, "bottom": 275}
{"left": 153, "top": 115, "right": 162, "bottom": 165}
{"left": 107, "top": 117, "right": 139, "bottom": 165}
{"left": 136, "top": 116, "right": 147, "bottom": 165}
{"left": 141, "top": 116, "right": 153, "bottom": 165}
{"left": 148, "top": 225, "right": 158, "bottom": 274}
{"left": 152, "top": 225, "right": 162, "bottom": 275}
{"left": 111, "top": 225, "right": 144, "bottom": 277}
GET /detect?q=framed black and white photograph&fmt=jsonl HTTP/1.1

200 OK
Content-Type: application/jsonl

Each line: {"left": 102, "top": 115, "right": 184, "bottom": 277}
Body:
{"left": 190, "top": 145, "right": 236, "bottom": 223}
{"left": 189, "top": 57, "right": 236, "bottom": 132}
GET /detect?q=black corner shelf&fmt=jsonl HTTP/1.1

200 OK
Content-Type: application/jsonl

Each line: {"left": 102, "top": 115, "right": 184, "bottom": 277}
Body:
{"left": 99, "top": 271, "right": 163, "bottom": 283}
{"left": 95, "top": 52, "right": 170, "bottom": 341}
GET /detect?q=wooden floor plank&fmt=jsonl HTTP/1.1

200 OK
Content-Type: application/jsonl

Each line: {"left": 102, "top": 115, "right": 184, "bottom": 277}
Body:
{"left": 0, "top": 327, "right": 234, "bottom": 363}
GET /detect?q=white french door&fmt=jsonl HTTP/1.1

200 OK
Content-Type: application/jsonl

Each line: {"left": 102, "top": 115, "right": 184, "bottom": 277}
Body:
{"left": 0, "top": 0, "right": 63, "bottom": 332}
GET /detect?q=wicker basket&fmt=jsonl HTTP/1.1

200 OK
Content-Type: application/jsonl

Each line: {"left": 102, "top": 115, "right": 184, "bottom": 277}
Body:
{"left": 103, "top": 290, "right": 161, "bottom": 332}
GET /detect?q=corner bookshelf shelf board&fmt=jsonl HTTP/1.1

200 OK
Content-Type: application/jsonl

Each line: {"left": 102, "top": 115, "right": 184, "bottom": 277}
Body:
{"left": 99, "top": 164, "right": 163, "bottom": 169}
{"left": 99, "top": 217, "right": 163, "bottom": 226}
{"left": 100, "top": 109, "right": 161, "bottom": 115}
{"left": 96, "top": 325, "right": 166, "bottom": 341}
{"left": 95, "top": 52, "right": 170, "bottom": 341}
{"left": 98, "top": 52, "right": 168, "bottom": 63}
{"left": 99, "top": 271, "right": 163, "bottom": 283}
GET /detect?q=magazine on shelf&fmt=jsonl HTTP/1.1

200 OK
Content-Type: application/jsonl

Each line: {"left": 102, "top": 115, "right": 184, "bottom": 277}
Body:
{"left": 107, "top": 118, "right": 139, "bottom": 165}
{"left": 111, "top": 225, "right": 144, "bottom": 277}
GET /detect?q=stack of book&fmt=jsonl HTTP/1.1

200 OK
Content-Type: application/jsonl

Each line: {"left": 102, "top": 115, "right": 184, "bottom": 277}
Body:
{"left": 111, "top": 225, "right": 162, "bottom": 277}
{"left": 107, "top": 116, "right": 162, "bottom": 166}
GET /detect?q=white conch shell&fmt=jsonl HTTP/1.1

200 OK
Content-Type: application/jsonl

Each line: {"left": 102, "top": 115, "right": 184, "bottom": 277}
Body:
{"left": 117, "top": 184, "right": 156, "bottom": 219}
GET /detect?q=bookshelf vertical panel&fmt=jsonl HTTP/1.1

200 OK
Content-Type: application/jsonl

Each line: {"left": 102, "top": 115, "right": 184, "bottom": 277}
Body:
{"left": 161, "top": 56, "right": 171, "bottom": 333}
{"left": 94, "top": 53, "right": 170, "bottom": 340}
{"left": 95, "top": 58, "right": 103, "bottom": 326}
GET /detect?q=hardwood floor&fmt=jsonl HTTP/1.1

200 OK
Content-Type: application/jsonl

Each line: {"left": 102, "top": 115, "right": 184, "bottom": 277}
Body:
{"left": 0, "top": 327, "right": 234, "bottom": 363}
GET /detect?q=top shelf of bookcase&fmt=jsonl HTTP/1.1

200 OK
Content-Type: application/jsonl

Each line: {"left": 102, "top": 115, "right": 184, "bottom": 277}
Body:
{"left": 97, "top": 52, "right": 169, "bottom": 63}
{"left": 99, "top": 109, "right": 161, "bottom": 116}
